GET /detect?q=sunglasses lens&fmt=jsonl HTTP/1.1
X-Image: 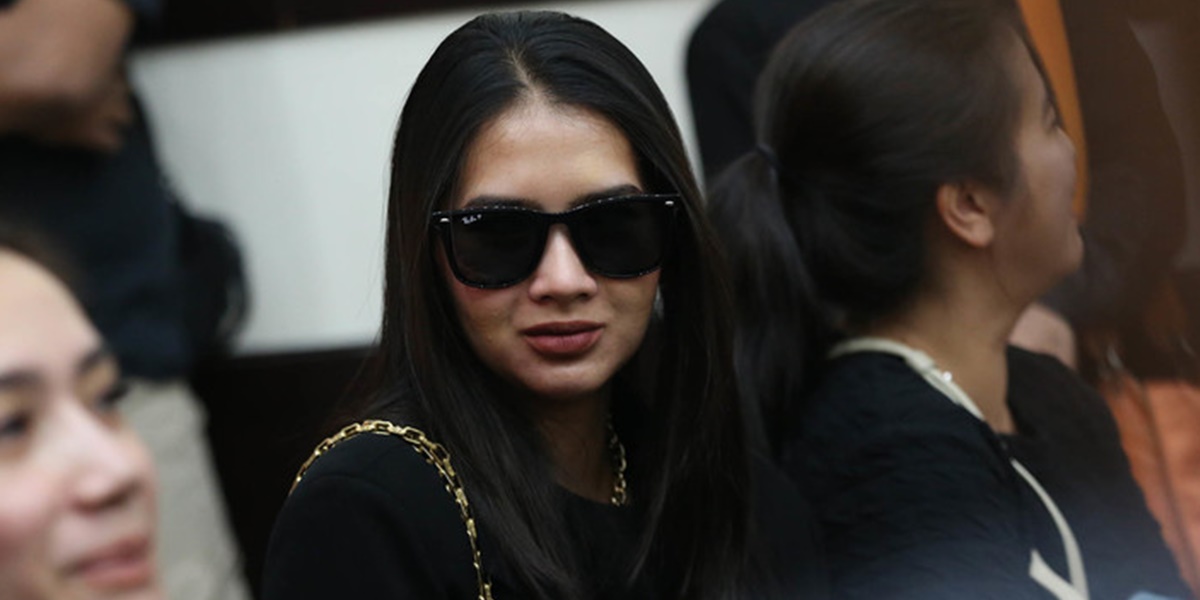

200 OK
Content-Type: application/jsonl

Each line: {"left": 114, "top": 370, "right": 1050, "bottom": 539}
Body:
{"left": 446, "top": 210, "right": 543, "bottom": 287}
{"left": 437, "top": 196, "right": 675, "bottom": 288}
{"left": 572, "top": 198, "right": 670, "bottom": 277}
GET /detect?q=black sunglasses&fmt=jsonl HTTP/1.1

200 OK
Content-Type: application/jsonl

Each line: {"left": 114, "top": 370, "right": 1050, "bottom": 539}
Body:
{"left": 431, "top": 194, "right": 679, "bottom": 288}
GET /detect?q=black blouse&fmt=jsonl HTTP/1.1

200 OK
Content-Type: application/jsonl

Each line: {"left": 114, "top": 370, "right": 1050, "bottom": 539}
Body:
{"left": 262, "top": 428, "right": 827, "bottom": 599}
{"left": 782, "top": 346, "right": 1188, "bottom": 599}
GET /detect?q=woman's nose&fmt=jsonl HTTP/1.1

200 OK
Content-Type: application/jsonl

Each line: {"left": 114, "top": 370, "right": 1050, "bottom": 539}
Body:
{"left": 527, "top": 225, "right": 599, "bottom": 302}
{"left": 65, "top": 404, "right": 148, "bottom": 512}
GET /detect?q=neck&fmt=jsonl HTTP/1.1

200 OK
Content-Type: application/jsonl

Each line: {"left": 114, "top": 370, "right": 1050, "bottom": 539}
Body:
{"left": 863, "top": 278, "right": 1024, "bottom": 434}
{"left": 532, "top": 389, "right": 614, "bottom": 503}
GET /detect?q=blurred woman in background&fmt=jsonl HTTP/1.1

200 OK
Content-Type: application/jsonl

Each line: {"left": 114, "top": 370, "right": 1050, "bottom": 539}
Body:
{"left": 709, "top": 0, "right": 1187, "bottom": 597}
{"left": 0, "top": 227, "right": 161, "bottom": 600}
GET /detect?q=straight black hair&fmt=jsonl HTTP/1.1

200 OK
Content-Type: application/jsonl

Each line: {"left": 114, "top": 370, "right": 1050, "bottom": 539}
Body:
{"left": 345, "top": 10, "right": 750, "bottom": 599}
{"left": 709, "top": 0, "right": 1044, "bottom": 453}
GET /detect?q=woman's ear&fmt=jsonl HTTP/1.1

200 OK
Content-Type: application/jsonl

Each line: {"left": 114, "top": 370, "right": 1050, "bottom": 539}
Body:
{"left": 935, "top": 180, "right": 996, "bottom": 248}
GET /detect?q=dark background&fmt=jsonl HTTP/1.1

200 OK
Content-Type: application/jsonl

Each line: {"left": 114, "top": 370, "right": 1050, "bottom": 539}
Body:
{"left": 192, "top": 347, "right": 371, "bottom": 598}
{"left": 144, "top": 0, "right": 601, "bottom": 45}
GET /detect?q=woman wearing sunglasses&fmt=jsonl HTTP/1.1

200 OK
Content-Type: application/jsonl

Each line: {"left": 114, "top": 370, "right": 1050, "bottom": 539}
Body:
{"left": 262, "top": 10, "right": 824, "bottom": 600}
{"left": 709, "top": 0, "right": 1188, "bottom": 598}
{"left": 0, "top": 227, "right": 162, "bottom": 600}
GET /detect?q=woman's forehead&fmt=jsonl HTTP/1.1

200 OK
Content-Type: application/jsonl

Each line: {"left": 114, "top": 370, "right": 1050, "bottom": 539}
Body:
{"left": 453, "top": 101, "right": 640, "bottom": 212}
{"left": 0, "top": 253, "right": 98, "bottom": 379}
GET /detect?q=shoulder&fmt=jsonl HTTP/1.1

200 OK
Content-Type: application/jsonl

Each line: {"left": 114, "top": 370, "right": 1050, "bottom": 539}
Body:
{"left": 690, "top": 0, "right": 760, "bottom": 46}
{"left": 751, "top": 454, "right": 817, "bottom": 546}
{"left": 748, "top": 455, "right": 830, "bottom": 598}
{"left": 691, "top": 0, "right": 836, "bottom": 46}
{"left": 123, "top": 0, "right": 164, "bottom": 24}
{"left": 796, "top": 352, "right": 990, "bottom": 452}
{"left": 283, "top": 428, "right": 467, "bottom": 547}
{"left": 294, "top": 428, "right": 444, "bottom": 496}
{"left": 262, "top": 428, "right": 476, "bottom": 599}
{"left": 784, "top": 352, "right": 1014, "bottom": 511}
{"left": 688, "top": 0, "right": 814, "bottom": 64}
{"left": 783, "top": 357, "right": 1036, "bottom": 597}
{"left": 1006, "top": 344, "right": 1078, "bottom": 386}
{"left": 1006, "top": 346, "right": 1117, "bottom": 439}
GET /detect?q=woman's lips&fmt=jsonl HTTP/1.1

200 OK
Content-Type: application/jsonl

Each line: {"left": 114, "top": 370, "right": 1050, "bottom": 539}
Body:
{"left": 522, "top": 321, "right": 604, "bottom": 357}
{"left": 68, "top": 536, "right": 155, "bottom": 591}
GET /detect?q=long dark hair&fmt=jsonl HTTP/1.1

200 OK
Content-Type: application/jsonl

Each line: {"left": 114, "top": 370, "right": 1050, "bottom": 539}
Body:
{"left": 347, "top": 10, "right": 749, "bottom": 599}
{"left": 709, "top": 0, "right": 1040, "bottom": 453}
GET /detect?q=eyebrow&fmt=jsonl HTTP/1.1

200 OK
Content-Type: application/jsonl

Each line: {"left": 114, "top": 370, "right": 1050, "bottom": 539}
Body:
{"left": 0, "top": 346, "right": 114, "bottom": 393}
{"left": 77, "top": 346, "right": 115, "bottom": 377}
{"left": 570, "top": 184, "right": 643, "bottom": 208}
{"left": 461, "top": 196, "right": 536, "bottom": 210}
{"left": 0, "top": 370, "right": 37, "bottom": 392}
{"left": 460, "top": 184, "right": 644, "bottom": 211}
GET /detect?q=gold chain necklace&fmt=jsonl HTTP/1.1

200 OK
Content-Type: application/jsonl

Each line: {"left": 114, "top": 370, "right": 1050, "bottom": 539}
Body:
{"left": 608, "top": 419, "right": 629, "bottom": 506}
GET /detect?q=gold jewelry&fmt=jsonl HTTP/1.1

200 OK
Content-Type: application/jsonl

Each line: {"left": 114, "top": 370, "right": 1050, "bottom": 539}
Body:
{"left": 608, "top": 420, "right": 629, "bottom": 506}
{"left": 291, "top": 420, "right": 494, "bottom": 600}
{"left": 290, "top": 419, "right": 630, "bottom": 600}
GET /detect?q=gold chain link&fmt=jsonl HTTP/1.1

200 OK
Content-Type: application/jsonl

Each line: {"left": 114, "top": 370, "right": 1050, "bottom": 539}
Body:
{"left": 291, "top": 420, "right": 494, "bottom": 600}
{"left": 608, "top": 419, "right": 628, "bottom": 506}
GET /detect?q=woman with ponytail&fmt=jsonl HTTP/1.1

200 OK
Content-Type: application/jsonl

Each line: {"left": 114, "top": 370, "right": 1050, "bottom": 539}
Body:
{"left": 710, "top": 0, "right": 1188, "bottom": 597}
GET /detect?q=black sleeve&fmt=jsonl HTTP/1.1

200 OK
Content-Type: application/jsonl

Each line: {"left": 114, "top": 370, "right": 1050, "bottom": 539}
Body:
{"left": 685, "top": 0, "right": 839, "bottom": 181}
{"left": 788, "top": 397, "right": 1038, "bottom": 599}
{"left": 120, "top": 0, "right": 162, "bottom": 22}
{"left": 261, "top": 434, "right": 480, "bottom": 600}
{"left": 261, "top": 472, "right": 444, "bottom": 599}
{"left": 1010, "top": 349, "right": 1192, "bottom": 599}
{"left": 748, "top": 456, "right": 830, "bottom": 599}
{"left": 1076, "top": 389, "right": 1193, "bottom": 599}
{"left": 686, "top": 0, "right": 763, "bottom": 181}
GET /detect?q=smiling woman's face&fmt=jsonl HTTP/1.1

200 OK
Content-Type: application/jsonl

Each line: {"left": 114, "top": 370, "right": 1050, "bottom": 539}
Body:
{"left": 0, "top": 251, "right": 160, "bottom": 600}
{"left": 441, "top": 99, "right": 660, "bottom": 405}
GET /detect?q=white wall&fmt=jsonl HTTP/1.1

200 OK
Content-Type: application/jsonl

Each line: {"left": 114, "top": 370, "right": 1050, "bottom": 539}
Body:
{"left": 129, "top": 0, "right": 713, "bottom": 355}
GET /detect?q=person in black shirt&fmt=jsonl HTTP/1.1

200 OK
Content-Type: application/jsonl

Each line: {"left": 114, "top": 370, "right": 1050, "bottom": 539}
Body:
{"left": 686, "top": 0, "right": 836, "bottom": 183}
{"left": 708, "top": 0, "right": 1189, "bottom": 597}
{"left": 263, "top": 10, "right": 826, "bottom": 600}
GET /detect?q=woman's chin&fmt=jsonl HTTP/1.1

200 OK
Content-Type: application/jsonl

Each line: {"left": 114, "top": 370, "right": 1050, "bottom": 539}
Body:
{"left": 87, "top": 579, "right": 165, "bottom": 600}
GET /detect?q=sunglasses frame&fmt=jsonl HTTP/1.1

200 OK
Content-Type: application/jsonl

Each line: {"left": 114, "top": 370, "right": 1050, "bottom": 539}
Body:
{"left": 431, "top": 193, "right": 681, "bottom": 289}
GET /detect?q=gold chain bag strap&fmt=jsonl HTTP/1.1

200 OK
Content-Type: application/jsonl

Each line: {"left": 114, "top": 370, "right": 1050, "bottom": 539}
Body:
{"left": 291, "top": 419, "right": 495, "bottom": 600}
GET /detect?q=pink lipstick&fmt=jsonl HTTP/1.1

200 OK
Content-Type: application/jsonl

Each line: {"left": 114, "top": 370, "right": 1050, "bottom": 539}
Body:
{"left": 69, "top": 536, "right": 154, "bottom": 590}
{"left": 522, "top": 321, "right": 603, "bottom": 357}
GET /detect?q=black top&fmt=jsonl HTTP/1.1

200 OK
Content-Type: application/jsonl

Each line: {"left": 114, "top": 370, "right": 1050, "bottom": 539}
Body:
{"left": 685, "top": 0, "right": 837, "bottom": 181}
{"left": 0, "top": 0, "right": 189, "bottom": 379}
{"left": 783, "top": 346, "right": 1189, "bottom": 599}
{"left": 0, "top": 0, "right": 160, "bottom": 16}
{"left": 262, "top": 430, "right": 828, "bottom": 599}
